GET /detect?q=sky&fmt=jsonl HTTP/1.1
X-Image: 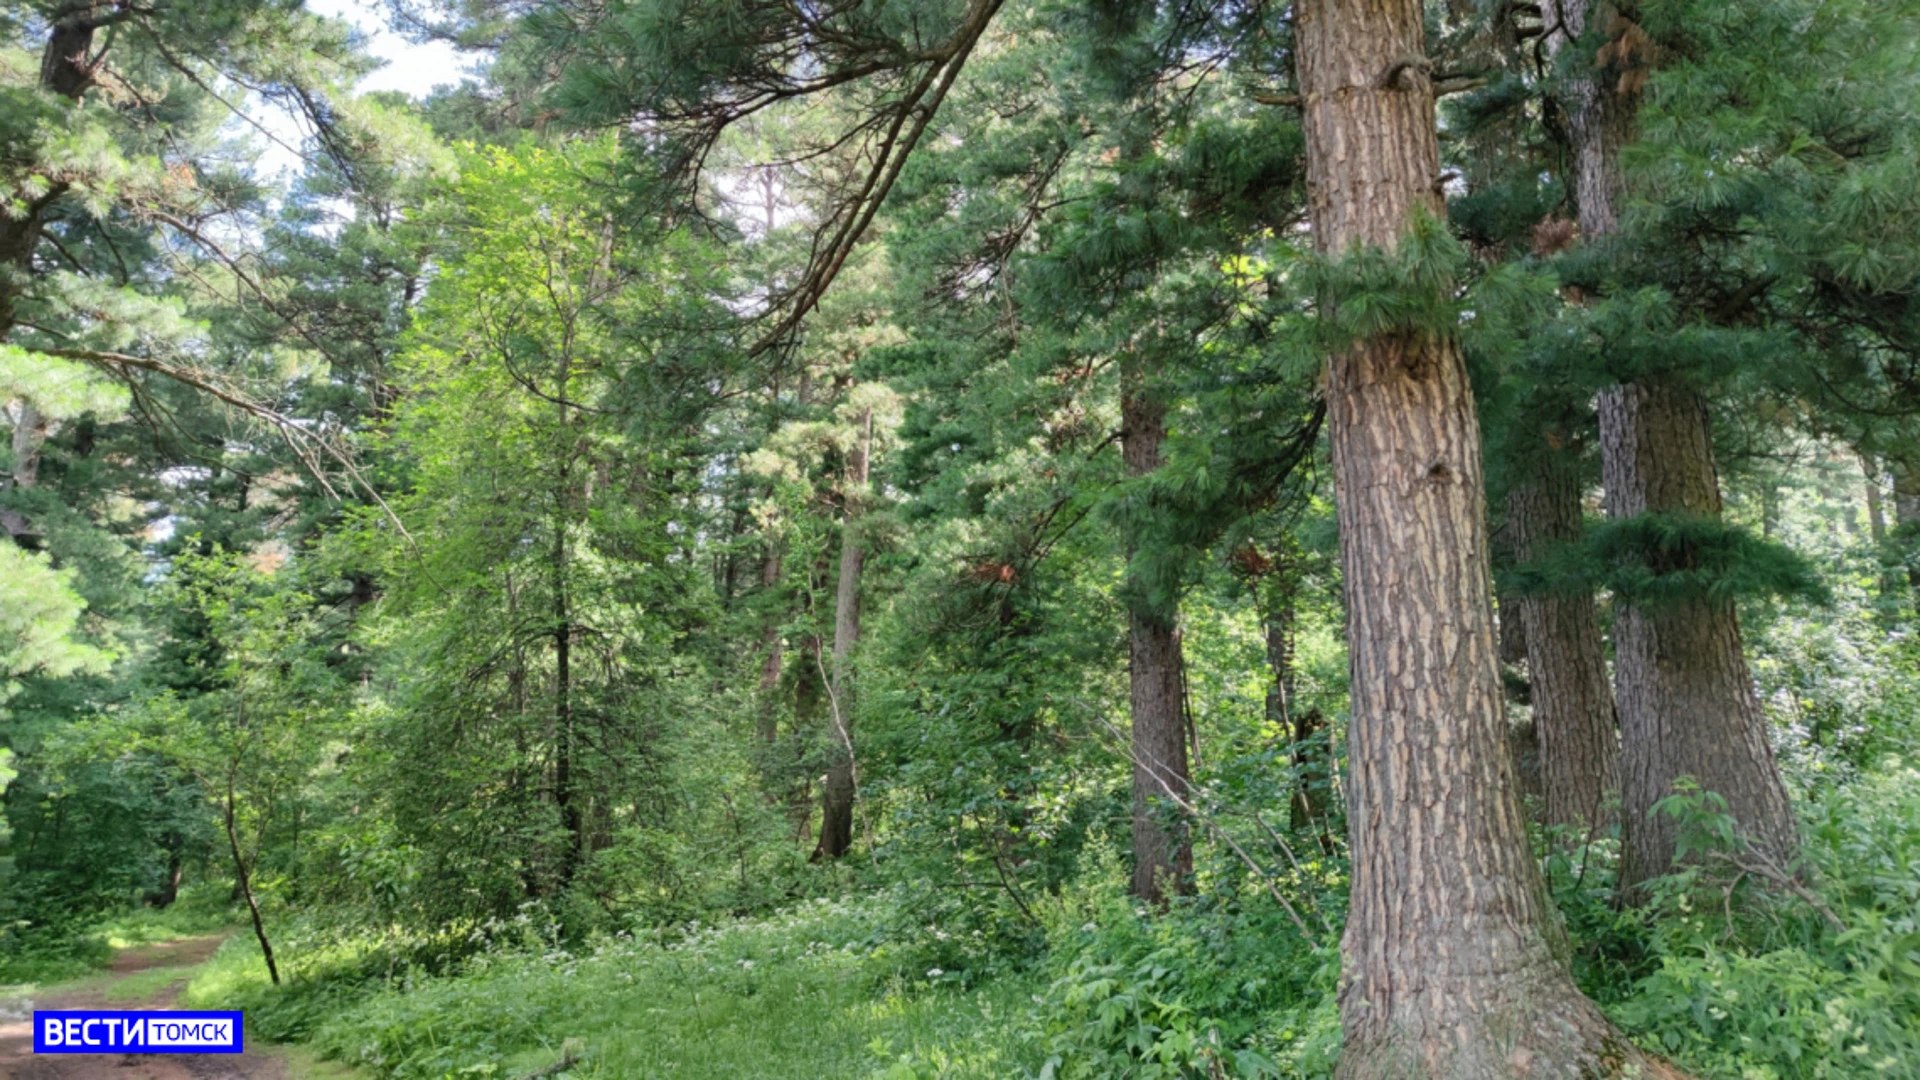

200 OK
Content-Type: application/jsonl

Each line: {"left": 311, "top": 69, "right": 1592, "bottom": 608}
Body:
{"left": 306, "top": 0, "right": 470, "bottom": 98}
{"left": 251, "top": 0, "right": 473, "bottom": 179}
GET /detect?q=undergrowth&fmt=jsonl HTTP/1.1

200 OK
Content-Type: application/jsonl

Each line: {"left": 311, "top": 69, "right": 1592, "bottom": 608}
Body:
{"left": 170, "top": 770, "right": 1920, "bottom": 1080}
{"left": 184, "top": 893, "right": 1043, "bottom": 1079}
{"left": 0, "top": 881, "right": 236, "bottom": 988}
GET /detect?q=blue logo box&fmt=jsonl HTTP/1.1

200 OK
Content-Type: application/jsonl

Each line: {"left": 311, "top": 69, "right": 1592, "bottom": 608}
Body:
{"left": 33, "top": 1010, "right": 244, "bottom": 1054}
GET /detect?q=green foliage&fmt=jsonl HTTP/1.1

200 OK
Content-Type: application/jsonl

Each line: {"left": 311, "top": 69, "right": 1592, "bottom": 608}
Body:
{"left": 8, "top": 4, "right": 1920, "bottom": 1080}
{"left": 1027, "top": 838, "right": 1333, "bottom": 1080}
{"left": 192, "top": 895, "right": 1041, "bottom": 1080}
{"left": 1509, "top": 511, "right": 1832, "bottom": 607}
{"left": 0, "top": 880, "right": 235, "bottom": 987}
{"left": 1602, "top": 769, "right": 1920, "bottom": 1079}
{"left": 0, "top": 544, "right": 111, "bottom": 690}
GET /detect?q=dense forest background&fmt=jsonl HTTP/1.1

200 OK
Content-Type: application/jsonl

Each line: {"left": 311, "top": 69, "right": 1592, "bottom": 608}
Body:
{"left": 3, "top": 0, "right": 1919, "bottom": 1077}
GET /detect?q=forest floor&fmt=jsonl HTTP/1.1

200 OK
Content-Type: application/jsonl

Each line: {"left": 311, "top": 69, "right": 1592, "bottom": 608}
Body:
{"left": 0, "top": 934, "right": 357, "bottom": 1080}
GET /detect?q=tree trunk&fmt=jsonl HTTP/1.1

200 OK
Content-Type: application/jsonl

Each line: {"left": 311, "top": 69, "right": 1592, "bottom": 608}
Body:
{"left": 1864, "top": 454, "right": 1887, "bottom": 547}
{"left": 552, "top": 350, "right": 583, "bottom": 886}
{"left": 1541, "top": 0, "right": 1798, "bottom": 893}
{"left": 1893, "top": 457, "right": 1920, "bottom": 602}
{"left": 814, "top": 409, "right": 872, "bottom": 861}
{"left": 1121, "top": 387, "right": 1191, "bottom": 905}
{"left": 225, "top": 772, "right": 279, "bottom": 986}
{"left": 146, "top": 833, "right": 184, "bottom": 909}
{"left": 8, "top": 402, "right": 47, "bottom": 489}
{"left": 1862, "top": 453, "right": 1898, "bottom": 607}
{"left": 0, "top": 5, "right": 110, "bottom": 338}
{"left": 1295, "top": 3, "right": 1682, "bottom": 1076}
{"left": 1508, "top": 453, "right": 1620, "bottom": 836}
{"left": 1264, "top": 551, "right": 1331, "bottom": 846}
{"left": 1492, "top": 519, "right": 1543, "bottom": 810}
{"left": 1598, "top": 382, "right": 1797, "bottom": 891}
{"left": 756, "top": 546, "right": 785, "bottom": 747}
{"left": 554, "top": 582, "right": 581, "bottom": 884}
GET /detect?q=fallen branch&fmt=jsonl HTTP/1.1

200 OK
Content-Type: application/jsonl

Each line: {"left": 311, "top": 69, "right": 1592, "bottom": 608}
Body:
{"left": 1708, "top": 847, "right": 1846, "bottom": 934}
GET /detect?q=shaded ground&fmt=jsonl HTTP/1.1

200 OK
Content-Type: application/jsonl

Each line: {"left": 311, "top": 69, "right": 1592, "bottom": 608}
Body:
{"left": 1, "top": 935, "right": 300, "bottom": 1080}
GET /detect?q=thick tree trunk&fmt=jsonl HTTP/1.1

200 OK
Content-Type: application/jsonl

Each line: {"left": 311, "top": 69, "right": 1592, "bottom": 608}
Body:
{"left": 814, "top": 409, "right": 872, "bottom": 861}
{"left": 1508, "top": 453, "right": 1620, "bottom": 836}
{"left": 1545, "top": 0, "right": 1797, "bottom": 894}
{"left": 1121, "top": 388, "right": 1191, "bottom": 904}
{"left": 0, "top": 5, "right": 110, "bottom": 338}
{"left": 1598, "top": 382, "right": 1797, "bottom": 890}
{"left": 1296, "top": 3, "right": 1682, "bottom": 1076}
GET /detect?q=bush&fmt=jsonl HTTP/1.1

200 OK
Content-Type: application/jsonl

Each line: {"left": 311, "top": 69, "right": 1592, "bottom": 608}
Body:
{"left": 1028, "top": 835, "right": 1338, "bottom": 1080}
{"left": 1600, "top": 767, "right": 1920, "bottom": 1079}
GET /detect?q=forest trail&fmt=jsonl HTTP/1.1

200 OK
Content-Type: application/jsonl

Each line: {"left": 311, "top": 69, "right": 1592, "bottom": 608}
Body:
{"left": 0, "top": 936, "right": 318, "bottom": 1080}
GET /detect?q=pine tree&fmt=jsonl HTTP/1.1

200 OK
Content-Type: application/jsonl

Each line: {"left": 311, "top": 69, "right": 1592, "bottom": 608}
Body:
{"left": 1294, "top": 1, "right": 1683, "bottom": 1073}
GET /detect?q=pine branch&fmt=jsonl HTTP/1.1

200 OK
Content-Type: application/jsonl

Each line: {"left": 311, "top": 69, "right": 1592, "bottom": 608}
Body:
{"left": 38, "top": 346, "right": 414, "bottom": 543}
{"left": 1254, "top": 73, "right": 1487, "bottom": 108}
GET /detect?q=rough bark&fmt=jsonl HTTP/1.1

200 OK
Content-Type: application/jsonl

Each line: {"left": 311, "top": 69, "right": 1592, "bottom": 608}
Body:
{"left": 1546, "top": 0, "right": 1632, "bottom": 243}
{"left": 1598, "top": 382, "right": 1798, "bottom": 891}
{"left": 814, "top": 408, "right": 872, "bottom": 861}
{"left": 1508, "top": 452, "right": 1620, "bottom": 836}
{"left": 1544, "top": 0, "right": 1797, "bottom": 894}
{"left": 1296, "top": 3, "right": 1684, "bottom": 1076}
{"left": 1121, "top": 387, "right": 1192, "bottom": 905}
{"left": 0, "top": 3, "right": 115, "bottom": 338}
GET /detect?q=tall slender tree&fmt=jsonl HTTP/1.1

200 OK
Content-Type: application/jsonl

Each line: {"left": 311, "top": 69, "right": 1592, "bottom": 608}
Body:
{"left": 816, "top": 397, "right": 874, "bottom": 860}
{"left": 1119, "top": 374, "right": 1191, "bottom": 902}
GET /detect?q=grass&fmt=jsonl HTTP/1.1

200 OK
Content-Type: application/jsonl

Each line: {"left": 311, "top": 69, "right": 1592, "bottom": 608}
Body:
{"left": 0, "top": 882, "right": 240, "bottom": 989}
{"left": 180, "top": 897, "right": 1043, "bottom": 1080}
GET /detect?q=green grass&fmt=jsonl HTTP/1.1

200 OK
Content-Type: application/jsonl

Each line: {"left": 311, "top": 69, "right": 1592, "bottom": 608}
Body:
{"left": 182, "top": 898, "right": 1043, "bottom": 1080}
{"left": 0, "top": 882, "right": 240, "bottom": 989}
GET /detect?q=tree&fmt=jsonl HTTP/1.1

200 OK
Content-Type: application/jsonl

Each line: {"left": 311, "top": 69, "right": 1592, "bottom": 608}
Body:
{"left": 1292, "top": 1, "right": 1682, "bottom": 1074}
{"left": 1542, "top": 0, "right": 1798, "bottom": 892}
{"left": 74, "top": 550, "right": 348, "bottom": 985}
{"left": 1506, "top": 443, "right": 1620, "bottom": 835}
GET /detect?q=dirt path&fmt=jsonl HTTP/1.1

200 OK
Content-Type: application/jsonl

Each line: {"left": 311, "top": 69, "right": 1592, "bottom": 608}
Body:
{"left": 0, "top": 936, "right": 288, "bottom": 1080}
